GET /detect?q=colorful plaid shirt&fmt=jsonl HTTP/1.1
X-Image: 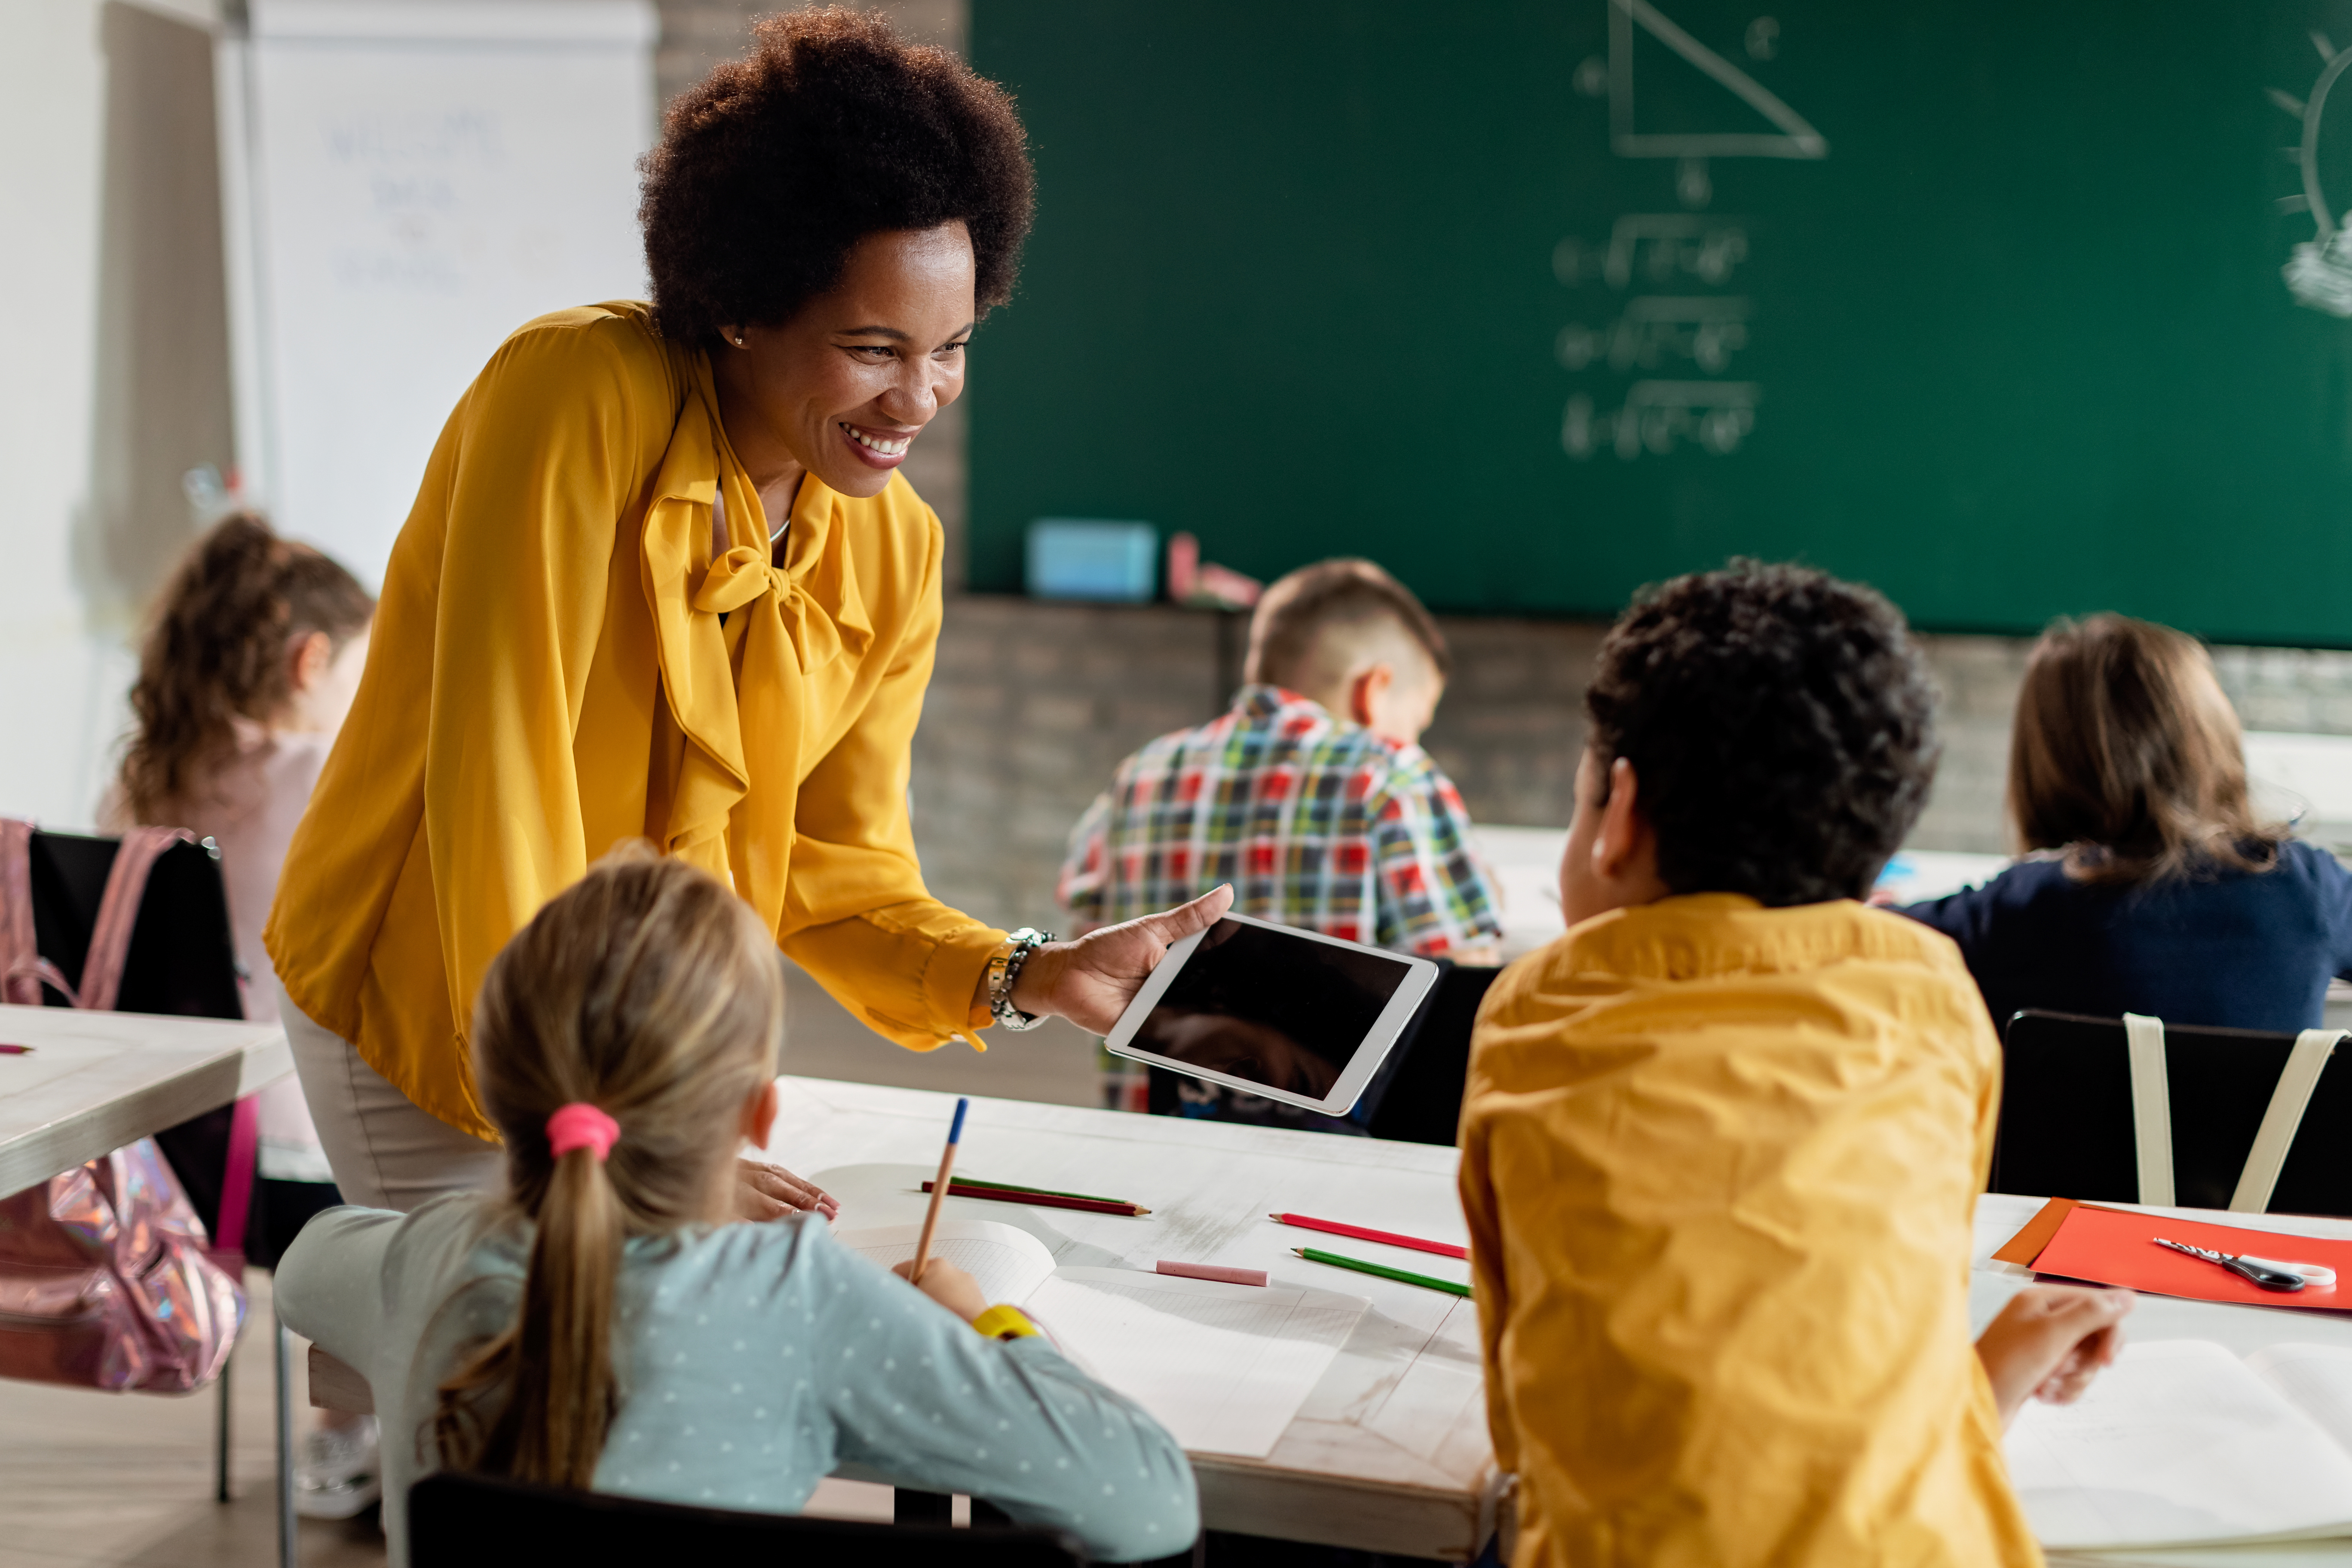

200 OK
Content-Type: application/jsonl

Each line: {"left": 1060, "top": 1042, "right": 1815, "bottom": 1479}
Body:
{"left": 1057, "top": 685, "right": 1504, "bottom": 957}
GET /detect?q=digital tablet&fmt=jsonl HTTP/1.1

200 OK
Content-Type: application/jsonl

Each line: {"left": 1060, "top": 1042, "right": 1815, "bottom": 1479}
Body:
{"left": 1103, "top": 913, "right": 1441, "bottom": 1117}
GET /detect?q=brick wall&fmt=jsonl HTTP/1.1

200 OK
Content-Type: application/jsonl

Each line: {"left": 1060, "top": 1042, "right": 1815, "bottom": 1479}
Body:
{"left": 907, "top": 599, "right": 2352, "bottom": 932}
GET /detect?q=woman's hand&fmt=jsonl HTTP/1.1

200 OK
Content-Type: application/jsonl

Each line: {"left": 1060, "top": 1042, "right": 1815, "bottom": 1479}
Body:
{"left": 733, "top": 1159, "right": 838, "bottom": 1223}
{"left": 1974, "top": 1284, "right": 2134, "bottom": 1427}
{"left": 1008, "top": 885, "right": 1235, "bottom": 1036}
{"left": 894, "top": 1257, "right": 989, "bottom": 1323}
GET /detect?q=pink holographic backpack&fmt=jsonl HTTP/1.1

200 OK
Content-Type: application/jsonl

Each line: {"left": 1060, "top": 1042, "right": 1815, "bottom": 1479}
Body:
{"left": 0, "top": 820, "right": 246, "bottom": 1391}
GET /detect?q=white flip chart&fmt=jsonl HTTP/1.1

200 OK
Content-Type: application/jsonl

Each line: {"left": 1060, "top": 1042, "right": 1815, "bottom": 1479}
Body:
{"left": 220, "top": 0, "right": 656, "bottom": 585}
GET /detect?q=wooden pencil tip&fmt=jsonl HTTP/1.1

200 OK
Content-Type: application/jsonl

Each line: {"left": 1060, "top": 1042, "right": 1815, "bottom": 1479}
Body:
{"left": 1292, "top": 1247, "right": 1306, "bottom": 1257}
{"left": 1134, "top": 1206, "right": 1153, "bottom": 1216}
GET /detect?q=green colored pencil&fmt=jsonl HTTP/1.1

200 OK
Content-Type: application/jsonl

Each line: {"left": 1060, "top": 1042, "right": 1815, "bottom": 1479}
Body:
{"left": 952, "top": 1175, "right": 1138, "bottom": 1206}
{"left": 1294, "top": 1246, "right": 1473, "bottom": 1298}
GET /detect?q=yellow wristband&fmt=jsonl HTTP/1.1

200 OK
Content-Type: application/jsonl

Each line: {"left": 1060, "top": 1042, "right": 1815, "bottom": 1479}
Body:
{"left": 972, "top": 1304, "right": 1040, "bottom": 1341}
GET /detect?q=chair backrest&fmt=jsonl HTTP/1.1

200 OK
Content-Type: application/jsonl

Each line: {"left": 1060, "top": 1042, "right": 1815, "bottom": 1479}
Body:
{"left": 1366, "top": 961, "right": 1504, "bottom": 1146}
{"left": 1997, "top": 1009, "right": 2352, "bottom": 1215}
{"left": 26, "top": 829, "right": 240, "bottom": 1019}
{"left": 407, "top": 1472, "right": 1090, "bottom": 1566}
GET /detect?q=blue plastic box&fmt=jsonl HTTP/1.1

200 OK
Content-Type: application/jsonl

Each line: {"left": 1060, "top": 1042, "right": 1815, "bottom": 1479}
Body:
{"left": 1026, "top": 519, "right": 1158, "bottom": 603}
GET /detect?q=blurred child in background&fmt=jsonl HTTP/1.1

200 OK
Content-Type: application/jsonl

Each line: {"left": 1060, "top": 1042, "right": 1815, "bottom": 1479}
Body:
{"left": 1902, "top": 613, "right": 2352, "bottom": 1033}
{"left": 110, "top": 511, "right": 379, "bottom": 1517}
{"left": 1059, "top": 558, "right": 1502, "bottom": 1131}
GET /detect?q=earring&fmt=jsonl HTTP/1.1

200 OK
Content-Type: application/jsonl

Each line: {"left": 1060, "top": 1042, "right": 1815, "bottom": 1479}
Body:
{"left": 733, "top": 334, "right": 746, "bottom": 346}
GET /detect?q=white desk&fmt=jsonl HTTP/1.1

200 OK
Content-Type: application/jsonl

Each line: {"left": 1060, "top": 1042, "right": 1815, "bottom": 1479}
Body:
{"left": 1973, "top": 1193, "right": 2352, "bottom": 1566}
{"left": 761, "top": 1075, "right": 1493, "bottom": 1561}
{"left": 0, "top": 1003, "right": 291, "bottom": 1201}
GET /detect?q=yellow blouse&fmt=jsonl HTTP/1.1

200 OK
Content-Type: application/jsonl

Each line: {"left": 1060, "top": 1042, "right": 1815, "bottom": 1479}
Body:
{"left": 1459, "top": 895, "right": 2040, "bottom": 1568}
{"left": 264, "top": 302, "right": 1005, "bottom": 1140}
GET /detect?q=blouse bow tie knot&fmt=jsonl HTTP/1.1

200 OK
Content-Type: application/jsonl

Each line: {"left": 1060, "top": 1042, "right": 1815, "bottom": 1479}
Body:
{"left": 692, "top": 545, "right": 846, "bottom": 673}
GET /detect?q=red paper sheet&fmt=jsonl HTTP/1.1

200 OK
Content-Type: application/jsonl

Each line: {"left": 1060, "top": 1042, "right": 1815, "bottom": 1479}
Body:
{"left": 2032, "top": 1204, "right": 2352, "bottom": 1310}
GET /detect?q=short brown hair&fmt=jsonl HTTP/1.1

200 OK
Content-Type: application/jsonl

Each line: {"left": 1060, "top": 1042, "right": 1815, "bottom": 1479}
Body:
{"left": 639, "top": 6, "right": 1035, "bottom": 347}
{"left": 1243, "top": 559, "right": 1449, "bottom": 692}
{"left": 2009, "top": 614, "right": 2282, "bottom": 884}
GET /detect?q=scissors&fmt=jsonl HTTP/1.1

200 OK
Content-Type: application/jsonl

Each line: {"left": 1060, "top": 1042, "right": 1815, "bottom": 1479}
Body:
{"left": 2153, "top": 1237, "right": 2321, "bottom": 1292}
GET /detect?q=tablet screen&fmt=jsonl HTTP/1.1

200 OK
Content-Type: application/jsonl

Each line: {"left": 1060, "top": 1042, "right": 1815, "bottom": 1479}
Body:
{"left": 1124, "top": 918, "right": 1413, "bottom": 1102}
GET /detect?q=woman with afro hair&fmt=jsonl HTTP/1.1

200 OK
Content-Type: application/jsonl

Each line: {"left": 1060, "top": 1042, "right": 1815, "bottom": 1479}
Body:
{"left": 265, "top": 8, "right": 1230, "bottom": 1213}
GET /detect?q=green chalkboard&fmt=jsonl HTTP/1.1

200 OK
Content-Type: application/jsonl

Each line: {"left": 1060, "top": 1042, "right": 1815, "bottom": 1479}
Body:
{"left": 968, "top": 1, "right": 2352, "bottom": 643}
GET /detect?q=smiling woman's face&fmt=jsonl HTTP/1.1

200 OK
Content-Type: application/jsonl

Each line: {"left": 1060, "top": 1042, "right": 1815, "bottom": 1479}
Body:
{"left": 715, "top": 220, "right": 977, "bottom": 503}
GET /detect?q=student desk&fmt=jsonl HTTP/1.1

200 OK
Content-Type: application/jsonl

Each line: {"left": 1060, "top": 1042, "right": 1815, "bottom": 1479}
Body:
{"left": 0, "top": 1002, "right": 290, "bottom": 1199}
{"left": 772, "top": 1075, "right": 1494, "bottom": 1560}
{"left": 1973, "top": 1192, "right": 2352, "bottom": 1567}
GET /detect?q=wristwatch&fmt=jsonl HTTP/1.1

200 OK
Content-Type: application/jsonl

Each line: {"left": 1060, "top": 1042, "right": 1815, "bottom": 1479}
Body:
{"left": 985, "top": 927, "right": 1054, "bottom": 1032}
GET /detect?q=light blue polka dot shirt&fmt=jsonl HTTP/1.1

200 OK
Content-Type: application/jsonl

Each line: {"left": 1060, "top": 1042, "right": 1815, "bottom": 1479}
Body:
{"left": 276, "top": 1196, "right": 1199, "bottom": 1565}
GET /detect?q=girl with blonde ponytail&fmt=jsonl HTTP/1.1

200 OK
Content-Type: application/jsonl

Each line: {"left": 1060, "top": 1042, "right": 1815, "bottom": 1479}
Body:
{"left": 276, "top": 850, "right": 1196, "bottom": 1566}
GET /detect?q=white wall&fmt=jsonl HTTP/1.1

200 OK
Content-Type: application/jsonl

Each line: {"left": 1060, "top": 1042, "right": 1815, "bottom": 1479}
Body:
{"left": 0, "top": 0, "right": 229, "bottom": 829}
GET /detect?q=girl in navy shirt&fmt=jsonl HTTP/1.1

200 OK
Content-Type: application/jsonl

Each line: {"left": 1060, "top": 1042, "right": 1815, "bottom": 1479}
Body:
{"left": 1903, "top": 614, "right": 2352, "bottom": 1033}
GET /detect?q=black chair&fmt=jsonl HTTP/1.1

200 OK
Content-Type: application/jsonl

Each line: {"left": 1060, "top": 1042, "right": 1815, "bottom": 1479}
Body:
{"left": 1366, "top": 962, "right": 1504, "bottom": 1146}
{"left": 408, "top": 1471, "right": 1090, "bottom": 1565}
{"left": 1996, "top": 1009, "right": 2352, "bottom": 1216}
{"left": 23, "top": 826, "right": 320, "bottom": 1560}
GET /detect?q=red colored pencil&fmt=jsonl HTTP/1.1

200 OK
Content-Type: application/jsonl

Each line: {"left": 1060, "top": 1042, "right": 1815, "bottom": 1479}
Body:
{"left": 1269, "top": 1212, "right": 1467, "bottom": 1260}
{"left": 923, "top": 1180, "right": 1151, "bottom": 1217}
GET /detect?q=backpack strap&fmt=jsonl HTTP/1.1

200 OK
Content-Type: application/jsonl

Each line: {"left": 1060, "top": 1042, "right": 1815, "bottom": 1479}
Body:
{"left": 0, "top": 818, "right": 77, "bottom": 1007}
{"left": 2229, "top": 1029, "right": 2345, "bottom": 1214}
{"left": 2123, "top": 1012, "right": 2175, "bottom": 1208}
{"left": 74, "top": 827, "right": 192, "bottom": 1013}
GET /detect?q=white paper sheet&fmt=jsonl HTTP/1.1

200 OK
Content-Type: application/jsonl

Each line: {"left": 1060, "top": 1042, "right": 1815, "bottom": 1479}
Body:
{"left": 2004, "top": 1340, "right": 2352, "bottom": 1548}
{"left": 1023, "top": 1267, "right": 1368, "bottom": 1458}
{"left": 836, "top": 1220, "right": 1058, "bottom": 1307}
{"left": 2252, "top": 1343, "right": 2352, "bottom": 1459}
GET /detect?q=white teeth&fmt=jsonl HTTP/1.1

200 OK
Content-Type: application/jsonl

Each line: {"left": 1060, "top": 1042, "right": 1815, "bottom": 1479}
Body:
{"left": 841, "top": 423, "right": 910, "bottom": 456}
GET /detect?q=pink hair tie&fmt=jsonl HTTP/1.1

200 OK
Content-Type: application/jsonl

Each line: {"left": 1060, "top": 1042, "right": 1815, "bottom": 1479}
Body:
{"left": 545, "top": 1102, "right": 620, "bottom": 1162}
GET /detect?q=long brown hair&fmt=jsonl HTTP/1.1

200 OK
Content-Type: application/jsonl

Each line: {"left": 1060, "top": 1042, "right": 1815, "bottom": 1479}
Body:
{"left": 432, "top": 848, "right": 784, "bottom": 1487}
{"left": 119, "top": 513, "right": 374, "bottom": 821}
{"left": 2009, "top": 614, "right": 2283, "bottom": 884}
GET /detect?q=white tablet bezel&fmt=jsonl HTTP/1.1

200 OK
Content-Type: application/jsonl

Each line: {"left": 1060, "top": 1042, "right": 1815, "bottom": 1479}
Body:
{"left": 1102, "top": 911, "right": 1441, "bottom": 1116}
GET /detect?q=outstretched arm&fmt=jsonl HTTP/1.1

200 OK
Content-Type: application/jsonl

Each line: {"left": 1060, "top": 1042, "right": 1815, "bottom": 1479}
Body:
{"left": 996, "top": 885, "right": 1236, "bottom": 1035}
{"left": 1975, "top": 1284, "right": 2134, "bottom": 1427}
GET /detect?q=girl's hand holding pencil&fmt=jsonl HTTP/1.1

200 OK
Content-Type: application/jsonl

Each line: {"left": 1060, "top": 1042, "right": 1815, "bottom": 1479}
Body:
{"left": 894, "top": 1257, "right": 987, "bottom": 1321}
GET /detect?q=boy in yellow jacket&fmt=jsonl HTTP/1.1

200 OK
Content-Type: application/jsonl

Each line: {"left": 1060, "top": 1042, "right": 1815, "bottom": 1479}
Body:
{"left": 1459, "top": 562, "right": 2131, "bottom": 1567}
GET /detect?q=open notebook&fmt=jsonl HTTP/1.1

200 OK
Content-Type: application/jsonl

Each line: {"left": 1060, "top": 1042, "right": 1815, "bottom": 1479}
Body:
{"left": 2006, "top": 1339, "right": 2352, "bottom": 1549}
{"left": 834, "top": 1219, "right": 1369, "bottom": 1458}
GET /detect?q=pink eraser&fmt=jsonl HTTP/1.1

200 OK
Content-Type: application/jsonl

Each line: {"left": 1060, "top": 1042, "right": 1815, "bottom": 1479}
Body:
{"left": 1158, "top": 1259, "right": 1268, "bottom": 1287}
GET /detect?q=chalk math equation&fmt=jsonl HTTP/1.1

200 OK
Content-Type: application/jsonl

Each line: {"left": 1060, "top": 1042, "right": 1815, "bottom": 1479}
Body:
{"left": 1553, "top": 0, "right": 1825, "bottom": 462}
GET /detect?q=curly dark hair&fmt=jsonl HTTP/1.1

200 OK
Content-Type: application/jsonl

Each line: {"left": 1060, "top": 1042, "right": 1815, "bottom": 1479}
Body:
{"left": 120, "top": 513, "right": 375, "bottom": 823}
{"left": 639, "top": 7, "right": 1035, "bottom": 346}
{"left": 1584, "top": 560, "right": 1940, "bottom": 906}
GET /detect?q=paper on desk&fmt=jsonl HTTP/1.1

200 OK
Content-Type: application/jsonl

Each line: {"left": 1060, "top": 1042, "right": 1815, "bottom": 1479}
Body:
{"left": 835, "top": 1220, "right": 1057, "bottom": 1305}
{"left": 835, "top": 1222, "right": 1370, "bottom": 1459}
{"left": 2005, "top": 1340, "right": 2352, "bottom": 1548}
{"left": 1026, "top": 1268, "right": 1367, "bottom": 1458}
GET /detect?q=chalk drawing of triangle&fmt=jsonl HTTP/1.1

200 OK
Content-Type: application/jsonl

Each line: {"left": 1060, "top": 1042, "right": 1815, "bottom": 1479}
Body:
{"left": 1609, "top": 0, "right": 1828, "bottom": 159}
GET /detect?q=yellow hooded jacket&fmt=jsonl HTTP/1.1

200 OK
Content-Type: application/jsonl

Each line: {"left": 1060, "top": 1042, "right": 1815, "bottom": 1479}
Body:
{"left": 264, "top": 303, "right": 1005, "bottom": 1139}
{"left": 1459, "top": 894, "right": 2040, "bottom": 1567}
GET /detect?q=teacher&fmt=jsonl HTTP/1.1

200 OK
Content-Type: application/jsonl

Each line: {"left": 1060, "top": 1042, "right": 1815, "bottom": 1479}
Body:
{"left": 264, "top": 9, "right": 1228, "bottom": 1217}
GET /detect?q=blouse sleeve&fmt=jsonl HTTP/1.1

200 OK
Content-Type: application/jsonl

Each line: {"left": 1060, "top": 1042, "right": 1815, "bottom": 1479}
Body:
{"left": 423, "top": 323, "right": 660, "bottom": 1049}
{"left": 778, "top": 512, "right": 1004, "bottom": 1047}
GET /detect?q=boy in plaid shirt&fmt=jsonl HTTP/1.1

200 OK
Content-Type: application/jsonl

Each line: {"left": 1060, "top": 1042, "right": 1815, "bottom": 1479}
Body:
{"left": 1059, "top": 559, "right": 1503, "bottom": 1130}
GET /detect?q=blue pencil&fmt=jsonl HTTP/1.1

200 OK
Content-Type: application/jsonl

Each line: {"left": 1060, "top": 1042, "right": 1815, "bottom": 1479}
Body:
{"left": 911, "top": 1096, "right": 968, "bottom": 1283}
